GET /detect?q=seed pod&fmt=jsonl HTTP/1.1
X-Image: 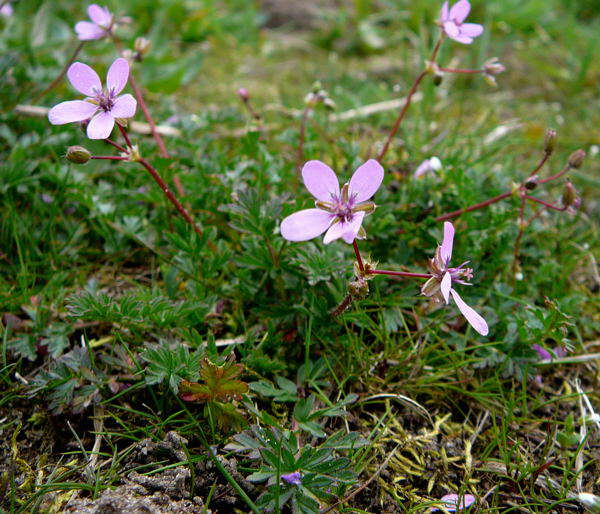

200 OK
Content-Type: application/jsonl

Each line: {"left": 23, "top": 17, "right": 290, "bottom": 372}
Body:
{"left": 524, "top": 175, "right": 538, "bottom": 190}
{"left": 66, "top": 146, "right": 91, "bottom": 164}
{"left": 568, "top": 149, "right": 585, "bottom": 169}
{"left": 561, "top": 181, "right": 578, "bottom": 207}
{"left": 134, "top": 37, "right": 151, "bottom": 60}
{"left": 543, "top": 129, "right": 556, "bottom": 154}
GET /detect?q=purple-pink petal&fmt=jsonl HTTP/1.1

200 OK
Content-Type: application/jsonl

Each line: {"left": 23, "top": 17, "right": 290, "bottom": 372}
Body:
{"left": 449, "top": 0, "right": 471, "bottom": 23}
{"left": 86, "top": 111, "right": 115, "bottom": 140}
{"left": 106, "top": 58, "right": 129, "bottom": 95}
{"left": 342, "top": 211, "right": 366, "bottom": 243}
{"left": 348, "top": 159, "right": 384, "bottom": 203}
{"left": 67, "top": 62, "right": 101, "bottom": 96}
{"left": 322, "top": 212, "right": 365, "bottom": 245}
{"left": 110, "top": 94, "right": 137, "bottom": 119}
{"left": 280, "top": 209, "right": 333, "bottom": 242}
{"left": 440, "top": 1, "right": 449, "bottom": 21}
{"left": 75, "top": 21, "right": 105, "bottom": 40}
{"left": 452, "top": 34, "right": 474, "bottom": 44}
{"left": 302, "top": 160, "right": 340, "bottom": 202}
{"left": 443, "top": 21, "right": 460, "bottom": 38}
{"left": 48, "top": 100, "right": 98, "bottom": 125}
{"left": 460, "top": 23, "right": 484, "bottom": 37}
{"left": 532, "top": 344, "right": 551, "bottom": 361}
{"left": 450, "top": 289, "right": 488, "bottom": 336}
{"left": 440, "top": 272, "right": 452, "bottom": 304}
{"left": 281, "top": 471, "right": 302, "bottom": 485}
{"left": 433, "top": 493, "right": 476, "bottom": 512}
{"left": 87, "top": 4, "right": 111, "bottom": 27}
{"left": 440, "top": 222, "right": 455, "bottom": 265}
{"left": 1, "top": 3, "right": 13, "bottom": 17}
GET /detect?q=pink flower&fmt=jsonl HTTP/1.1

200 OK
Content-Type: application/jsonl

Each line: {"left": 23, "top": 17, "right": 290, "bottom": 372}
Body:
{"left": 414, "top": 157, "right": 442, "bottom": 179}
{"left": 421, "top": 222, "right": 489, "bottom": 336}
{"left": 533, "top": 344, "right": 566, "bottom": 361}
{"left": 280, "top": 160, "right": 384, "bottom": 245}
{"left": 48, "top": 58, "right": 137, "bottom": 140}
{"left": 432, "top": 494, "right": 476, "bottom": 511}
{"left": 440, "top": 1, "right": 483, "bottom": 44}
{"left": 75, "top": 4, "right": 114, "bottom": 40}
{"left": 0, "top": 3, "right": 13, "bottom": 17}
{"left": 281, "top": 471, "right": 302, "bottom": 485}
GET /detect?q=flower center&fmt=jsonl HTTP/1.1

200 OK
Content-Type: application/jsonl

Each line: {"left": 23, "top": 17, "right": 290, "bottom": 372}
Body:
{"left": 96, "top": 90, "right": 115, "bottom": 112}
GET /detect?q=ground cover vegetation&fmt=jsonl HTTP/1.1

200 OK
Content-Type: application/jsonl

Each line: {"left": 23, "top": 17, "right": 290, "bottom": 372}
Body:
{"left": 0, "top": 0, "right": 599, "bottom": 512}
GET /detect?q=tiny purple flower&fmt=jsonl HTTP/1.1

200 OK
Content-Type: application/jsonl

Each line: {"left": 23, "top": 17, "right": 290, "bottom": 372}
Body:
{"left": 280, "top": 159, "right": 384, "bottom": 245}
{"left": 48, "top": 58, "right": 137, "bottom": 140}
{"left": 440, "top": 1, "right": 484, "bottom": 44}
{"left": 281, "top": 471, "right": 302, "bottom": 485}
{"left": 421, "top": 222, "right": 489, "bottom": 336}
{"left": 432, "top": 493, "right": 476, "bottom": 511}
{"left": 533, "top": 344, "right": 566, "bottom": 361}
{"left": 0, "top": 3, "right": 13, "bottom": 17}
{"left": 414, "top": 157, "right": 442, "bottom": 179}
{"left": 75, "top": 4, "right": 114, "bottom": 41}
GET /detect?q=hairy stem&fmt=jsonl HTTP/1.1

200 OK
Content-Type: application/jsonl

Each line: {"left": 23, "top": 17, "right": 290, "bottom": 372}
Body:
{"left": 512, "top": 196, "right": 527, "bottom": 275}
{"left": 297, "top": 104, "right": 312, "bottom": 173}
{"left": 524, "top": 195, "right": 567, "bottom": 211}
{"left": 353, "top": 240, "right": 364, "bottom": 273}
{"left": 438, "top": 67, "right": 484, "bottom": 74}
{"left": 435, "top": 191, "right": 513, "bottom": 222}
{"left": 377, "top": 36, "right": 442, "bottom": 162}
{"left": 368, "top": 270, "right": 432, "bottom": 279}
{"left": 91, "top": 155, "right": 128, "bottom": 161}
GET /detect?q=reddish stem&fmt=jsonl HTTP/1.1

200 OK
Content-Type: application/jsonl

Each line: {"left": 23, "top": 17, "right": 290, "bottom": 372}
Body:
{"left": 528, "top": 151, "right": 551, "bottom": 178}
{"left": 137, "top": 157, "right": 211, "bottom": 245}
{"left": 297, "top": 104, "right": 312, "bottom": 173}
{"left": 33, "top": 41, "right": 85, "bottom": 102}
{"left": 368, "top": 270, "right": 432, "bottom": 279}
{"left": 512, "top": 196, "right": 527, "bottom": 274}
{"left": 539, "top": 164, "right": 571, "bottom": 185}
{"left": 438, "top": 67, "right": 484, "bottom": 74}
{"left": 128, "top": 72, "right": 170, "bottom": 160}
{"left": 377, "top": 37, "right": 443, "bottom": 162}
{"left": 117, "top": 123, "right": 133, "bottom": 148}
{"left": 91, "top": 155, "right": 128, "bottom": 161}
{"left": 104, "top": 138, "right": 126, "bottom": 153}
{"left": 353, "top": 240, "right": 364, "bottom": 272}
{"left": 435, "top": 191, "right": 513, "bottom": 222}
{"left": 524, "top": 195, "right": 567, "bottom": 211}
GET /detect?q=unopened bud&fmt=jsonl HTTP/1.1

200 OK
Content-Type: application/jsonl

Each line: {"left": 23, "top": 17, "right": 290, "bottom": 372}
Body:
{"left": 237, "top": 87, "right": 249, "bottom": 102}
{"left": 483, "top": 73, "right": 498, "bottom": 87}
{"left": 524, "top": 175, "right": 538, "bottom": 190}
{"left": 66, "top": 146, "right": 91, "bottom": 164}
{"left": 561, "top": 181, "right": 578, "bottom": 208}
{"left": 134, "top": 37, "right": 151, "bottom": 60}
{"left": 484, "top": 57, "right": 506, "bottom": 76}
{"left": 311, "top": 81, "right": 322, "bottom": 94}
{"left": 433, "top": 72, "right": 443, "bottom": 86}
{"left": 568, "top": 149, "right": 585, "bottom": 169}
{"left": 348, "top": 278, "right": 369, "bottom": 299}
{"left": 543, "top": 129, "right": 557, "bottom": 154}
{"left": 323, "top": 97, "right": 336, "bottom": 111}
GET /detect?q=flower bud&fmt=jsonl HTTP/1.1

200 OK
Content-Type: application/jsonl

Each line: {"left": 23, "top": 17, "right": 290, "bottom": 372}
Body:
{"left": 348, "top": 278, "right": 369, "bottom": 300}
{"left": 483, "top": 73, "right": 498, "bottom": 87}
{"left": 561, "top": 181, "right": 578, "bottom": 208}
{"left": 66, "top": 146, "right": 91, "bottom": 164}
{"left": 433, "top": 72, "right": 443, "bottom": 86}
{"left": 543, "top": 129, "right": 557, "bottom": 154}
{"left": 524, "top": 175, "right": 538, "bottom": 190}
{"left": 568, "top": 149, "right": 585, "bottom": 169}
{"left": 484, "top": 57, "right": 506, "bottom": 76}
{"left": 134, "top": 37, "right": 151, "bottom": 60}
{"left": 237, "top": 87, "right": 249, "bottom": 102}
